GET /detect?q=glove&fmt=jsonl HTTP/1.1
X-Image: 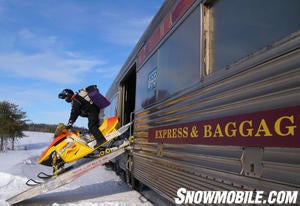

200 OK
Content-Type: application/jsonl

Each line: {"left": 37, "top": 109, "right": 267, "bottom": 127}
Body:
{"left": 66, "top": 122, "right": 73, "bottom": 130}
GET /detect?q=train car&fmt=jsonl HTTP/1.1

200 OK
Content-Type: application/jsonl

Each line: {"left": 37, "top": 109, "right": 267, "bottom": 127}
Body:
{"left": 104, "top": 0, "right": 300, "bottom": 204}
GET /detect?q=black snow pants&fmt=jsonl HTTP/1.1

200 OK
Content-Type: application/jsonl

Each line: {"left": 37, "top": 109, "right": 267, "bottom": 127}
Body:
{"left": 87, "top": 106, "right": 105, "bottom": 142}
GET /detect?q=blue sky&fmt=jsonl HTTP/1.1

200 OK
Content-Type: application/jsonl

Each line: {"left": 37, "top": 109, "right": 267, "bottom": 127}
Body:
{"left": 0, "top": 0, "right": 164, "bottom": 127}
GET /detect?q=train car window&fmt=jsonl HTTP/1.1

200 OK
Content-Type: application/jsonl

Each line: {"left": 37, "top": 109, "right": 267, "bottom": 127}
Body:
{"left": 157, "top": 8, "right": 200, "bottom": 100}
{"left": 205, "top": 0, "right": 300, "bottom": 72}
{"left": 135, "top": 53, "right": 158, "bottom": 110}
{"left": 104, "top": 93, "right": 118, "bottom": 118}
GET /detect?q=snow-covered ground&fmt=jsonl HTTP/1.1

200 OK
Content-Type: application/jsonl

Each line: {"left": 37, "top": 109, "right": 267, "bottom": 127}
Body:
{"left": 0, "top": 131, "right": 153, "bottom": 206}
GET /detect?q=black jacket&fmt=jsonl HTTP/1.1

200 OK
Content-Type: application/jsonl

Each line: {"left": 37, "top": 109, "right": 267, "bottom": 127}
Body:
{"left": 68, "top": 94, "right": 99, "bottom": 125}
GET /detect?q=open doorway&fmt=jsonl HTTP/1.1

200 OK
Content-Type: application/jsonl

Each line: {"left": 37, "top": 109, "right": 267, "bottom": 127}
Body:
{"left": 120, "top": 65, "right": 136, "bottom": 125}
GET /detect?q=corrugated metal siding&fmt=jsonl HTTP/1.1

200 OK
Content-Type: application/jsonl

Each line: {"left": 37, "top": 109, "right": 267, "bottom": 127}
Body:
{"left": 132, "top": 35, "right": 300, "bottom": 203}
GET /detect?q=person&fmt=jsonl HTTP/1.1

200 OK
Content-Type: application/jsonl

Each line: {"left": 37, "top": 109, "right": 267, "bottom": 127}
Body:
{"left": 58, "top": 88, "right": 106, "bottom": 148}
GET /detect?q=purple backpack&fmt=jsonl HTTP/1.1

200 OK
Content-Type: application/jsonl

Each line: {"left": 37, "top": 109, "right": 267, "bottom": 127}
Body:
{"left": 86, "top": 85, "right": 110, "bottom": 109}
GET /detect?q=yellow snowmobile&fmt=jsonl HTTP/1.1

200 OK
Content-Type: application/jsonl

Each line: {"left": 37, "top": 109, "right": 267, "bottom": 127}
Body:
{"left": 38, "top": 116, "right": 122, "bottom": 175}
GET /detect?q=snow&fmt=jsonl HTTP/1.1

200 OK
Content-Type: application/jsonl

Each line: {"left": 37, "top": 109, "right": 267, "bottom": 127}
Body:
{"left": 0, "top": 131, "right": 153, "bottom": 206}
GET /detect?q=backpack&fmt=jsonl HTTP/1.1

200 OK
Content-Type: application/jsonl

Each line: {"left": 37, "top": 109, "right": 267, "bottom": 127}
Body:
{"left": 79, "top": 85, "right": 111, "bottom": 109}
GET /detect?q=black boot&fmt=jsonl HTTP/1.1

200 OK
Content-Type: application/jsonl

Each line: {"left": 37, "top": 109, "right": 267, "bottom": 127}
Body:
{"left": 93, "top": 130, "right": 107, "bottom": 149}
{"left": 94, "top": 137, "right": 106, "bottom": 148}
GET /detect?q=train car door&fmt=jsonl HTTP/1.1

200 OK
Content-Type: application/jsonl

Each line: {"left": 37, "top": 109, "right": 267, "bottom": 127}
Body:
{"left": 120, "top": 65, "right": 136, "bottom": 126}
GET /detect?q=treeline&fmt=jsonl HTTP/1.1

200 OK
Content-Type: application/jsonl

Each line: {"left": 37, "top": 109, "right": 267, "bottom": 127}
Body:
{"left": 26, "top": 123, "right": 87, "bottom": 133}
{"left": 26, "top": 123, "right": 58, "bottom": 133}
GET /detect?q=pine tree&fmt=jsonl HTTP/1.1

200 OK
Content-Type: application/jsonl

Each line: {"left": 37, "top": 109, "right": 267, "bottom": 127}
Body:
{"left": 0, "top": 101, "right": 27, "bottom": 151}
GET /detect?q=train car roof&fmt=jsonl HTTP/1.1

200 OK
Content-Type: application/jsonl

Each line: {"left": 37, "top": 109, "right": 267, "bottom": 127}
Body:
{"left": 106, "top": 0, "right": 176, "bottom": 99}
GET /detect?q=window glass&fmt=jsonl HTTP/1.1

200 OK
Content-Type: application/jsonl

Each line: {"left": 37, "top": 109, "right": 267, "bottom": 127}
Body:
{"left": 157, "top": 8, "right": 200, "bottom": 100}
{"left": 104, "top": 93, "right": 118, "bottom": 118}
{"left": 212, "top": 0, "right": 300, "bottom": 70}
{"left": 135, "top": 53, "right": 158, "bottom": 110}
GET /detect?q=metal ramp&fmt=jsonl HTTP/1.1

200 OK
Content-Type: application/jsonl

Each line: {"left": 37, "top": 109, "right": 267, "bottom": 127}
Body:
{"left": 7, "top": 148, "right": 126, "bottom": 205}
